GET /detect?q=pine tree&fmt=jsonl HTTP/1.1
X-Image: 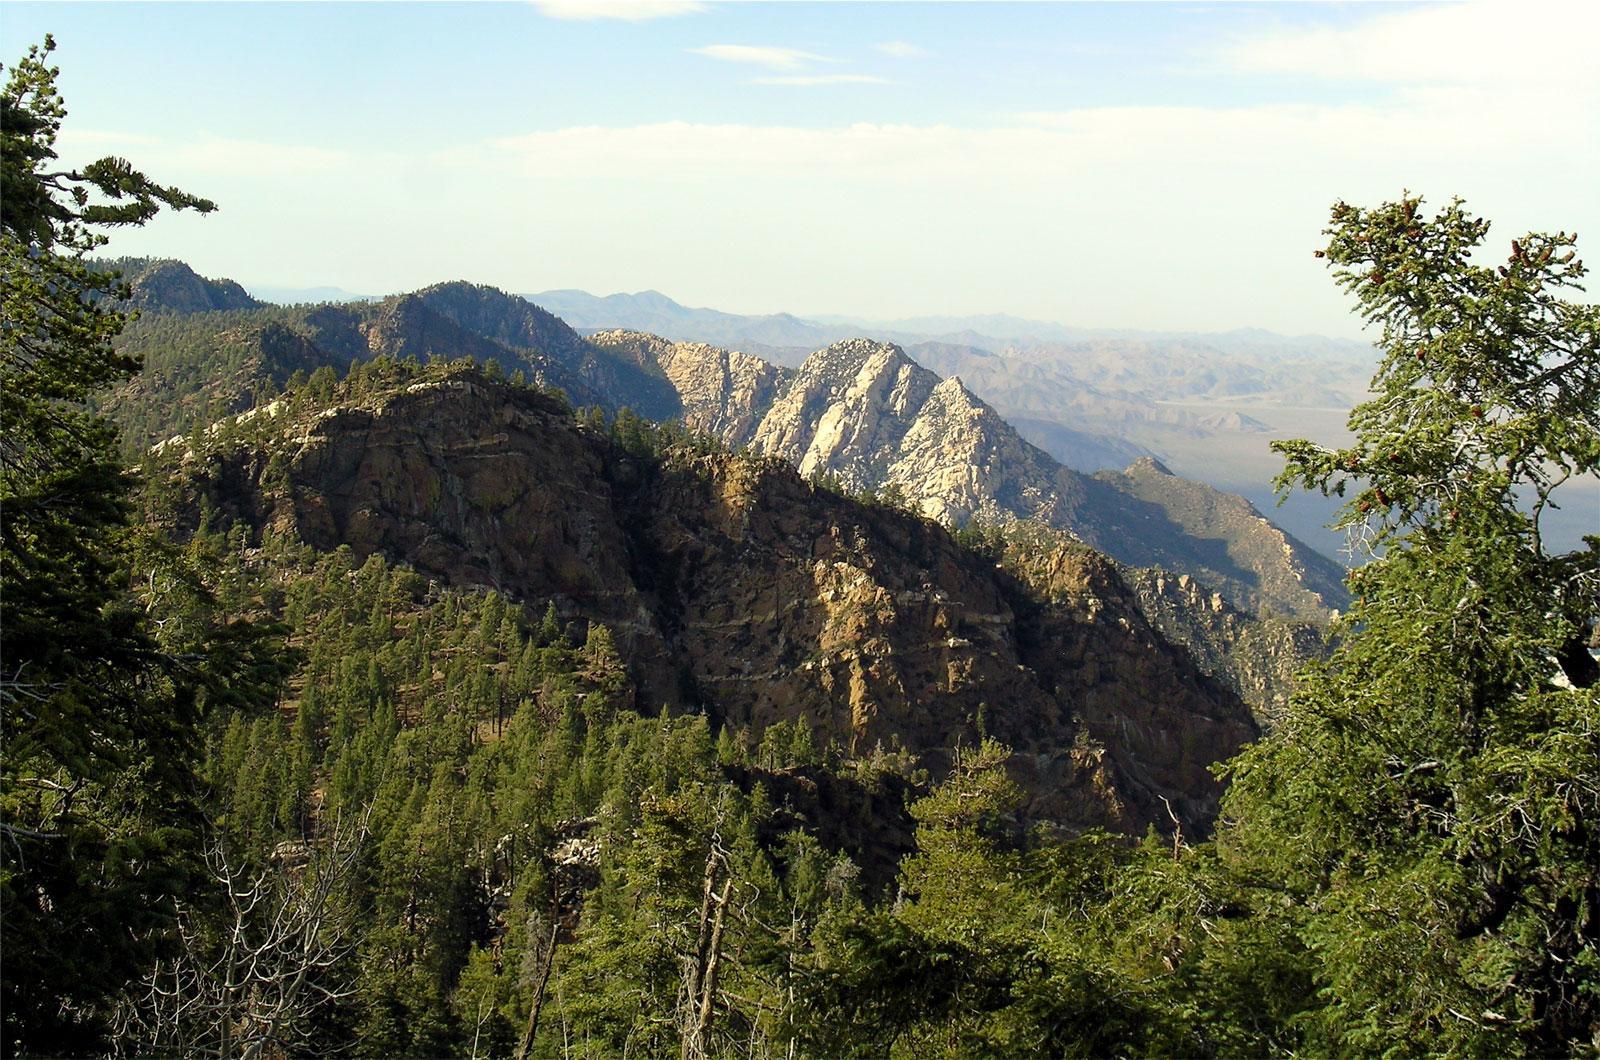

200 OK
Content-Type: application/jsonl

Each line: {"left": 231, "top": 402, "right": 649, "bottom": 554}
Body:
{"left": 1220, "top": 195, "right": 1600, "bottom": 1053}
{"left": 1, "top": 37, "right": 220, "bottom": 1053}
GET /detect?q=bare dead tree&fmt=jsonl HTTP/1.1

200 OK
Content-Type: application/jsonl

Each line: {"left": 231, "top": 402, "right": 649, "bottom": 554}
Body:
{"left": 514, "top": 815, "right": 601, "bottom": 1060}
{"left": 512, "top": 908, "right": 560, "bottom": 1060}
{"left": 110, "top": 810, "right": 370, "bottom": 1059}
{"left": 679, "top": 836, "right": 734, "bottom": 1060}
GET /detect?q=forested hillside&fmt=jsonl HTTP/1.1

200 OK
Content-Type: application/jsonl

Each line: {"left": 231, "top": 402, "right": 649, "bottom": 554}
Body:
{"left": 151, "top": 360, "right": 1254, "bottom": 835}
{"left": 95, "top": 358, "right": 1263, "bottom": 1054}
{"left": 99, "top": 273, "right": 683, "bottom": 454}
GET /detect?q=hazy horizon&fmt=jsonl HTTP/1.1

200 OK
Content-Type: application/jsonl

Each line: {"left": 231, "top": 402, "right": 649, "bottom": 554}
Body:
{"left": 228, "top": 274, "right": 1377, "bottom": 345}
{"left": 6, "top": 0, "right": 1597, "bottom": 337}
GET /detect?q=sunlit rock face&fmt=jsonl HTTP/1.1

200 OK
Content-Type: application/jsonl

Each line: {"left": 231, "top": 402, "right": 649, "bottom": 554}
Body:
{"left": 594, "top": 331, "right": 1346, "bottom": 622}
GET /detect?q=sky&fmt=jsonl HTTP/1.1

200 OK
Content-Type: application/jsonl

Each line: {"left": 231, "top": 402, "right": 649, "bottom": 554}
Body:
{"left": 3, "top": 0, "right": 1597, "bottom": 336}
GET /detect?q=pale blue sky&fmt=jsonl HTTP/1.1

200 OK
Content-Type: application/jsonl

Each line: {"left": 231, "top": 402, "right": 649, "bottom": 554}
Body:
{"left": 4, "top": 1, "right": 1596, "bottom": 335}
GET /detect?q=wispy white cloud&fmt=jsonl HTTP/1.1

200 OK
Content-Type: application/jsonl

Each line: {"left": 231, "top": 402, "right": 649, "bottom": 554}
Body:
{"left": 1216, "top": 0, "right": 1599, "bottom": 89}
{"left": 689, "top": 44, "right": 831, "bottom": 70}
{"left": 469, "top": 79, "right": 1595, "bottom": 331}
{"left": 82, "top": 87, "right": 1595, "bottom": 336}
{"left": 752, "top": 74, "right": 891, "bottom": 87}
{"left": 531, "top": 0, "right": 705, "bottom": 21}
{"left": 482, "top": 96, "right": 1590, "bottom": 185}
{"left": 874, "top": 40, "right": 927, "bottom": 59}
{"left": 74, "top": 0, "right": 1599, "bottom": 337}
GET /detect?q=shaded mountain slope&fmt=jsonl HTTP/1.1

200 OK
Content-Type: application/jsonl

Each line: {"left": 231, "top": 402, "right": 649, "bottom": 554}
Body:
{"left": 163, "top": 368, "right": 1257, "bottom": 836}
{"left": 416, "top": 283, "right": 682, "bottom": 421}
{"left": 1095, "top": 457, "right": 1350, "bottom": 621}
{"left": 102, "top": 282, "right": 686, "bottom": 454}
{"left": 1118, "top": 566, "right": 1327, "bottom": 724}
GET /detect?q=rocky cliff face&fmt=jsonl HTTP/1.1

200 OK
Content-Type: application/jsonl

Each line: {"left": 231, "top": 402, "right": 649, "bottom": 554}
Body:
{"left": 595, "top": 333, "right": 1093, "bottom": 529}
{"left": 175, "top": 371, "right": 1256, "bottom": 837}
{"left": 592, "top": 332, "right": 1346, "bottom": 622}
{"left": 885, "top": 373, "right": 1095, "bottom": 529}
{"left": 750, "top": 338, "right": 941, "bottom": 489}
{"left": 590, "top": 330, "right": 791, "bottom": 444}
{"left": 1119, "top": 566, "right": 1327, "bottom": 724}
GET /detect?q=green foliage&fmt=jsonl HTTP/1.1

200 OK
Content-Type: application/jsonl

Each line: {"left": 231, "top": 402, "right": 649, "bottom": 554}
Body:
{"left": 1218, "top": 195, "right": 1600, "bottom": 1054}
{"left": 807, "top": 468, "right": 924, "bottom": 515}
{"left": 0, "top": 36, "right": 248, "bottom": 1055}
{"left": 0, "top": 39, "right": 212, "bottom": 252}
{"left": 581, "top": 401, "right": 736, "bottom": 463}
{"left": 146, "top": 540, "right": 826, "bottom": 1056}
{"left": 1281, "top": 196, "right": 1598, "bottom": 550}
{"left": 801, "top": 742, "right": 1199, "bottom": 1058}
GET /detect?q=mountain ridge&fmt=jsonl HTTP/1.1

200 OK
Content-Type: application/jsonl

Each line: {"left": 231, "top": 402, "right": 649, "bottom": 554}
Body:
{"left": 108, "top": 260, "right": 1349, "bottom": 628}
{"left": 158, "top": 365, "right": 1259, "bottom": 835}
{"left": 96, "top": 256, "right": 263, "bottom": 314}
{"left": 593, "top": 329, "right": 1349, "bottom": 622}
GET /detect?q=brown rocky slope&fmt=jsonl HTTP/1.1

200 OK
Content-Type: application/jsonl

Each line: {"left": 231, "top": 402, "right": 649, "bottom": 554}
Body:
{"left": 171, "top": 369, "right": 1257, "bottom": 837}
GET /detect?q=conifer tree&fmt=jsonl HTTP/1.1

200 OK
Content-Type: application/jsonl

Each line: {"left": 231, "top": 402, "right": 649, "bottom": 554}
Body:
{"left": 1220, "top": 195, "right": 1600, "bottom": 1053}
{"left": 1, "top": 37, "right": 221, "bottom": 1052}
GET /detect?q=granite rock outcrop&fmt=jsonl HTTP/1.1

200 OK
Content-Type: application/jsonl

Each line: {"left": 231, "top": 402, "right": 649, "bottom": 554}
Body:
{"left": 592, "top": 331, "right": 1346, "bottom": 622}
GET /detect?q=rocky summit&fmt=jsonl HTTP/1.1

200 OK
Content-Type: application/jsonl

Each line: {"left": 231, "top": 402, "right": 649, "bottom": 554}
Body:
{"left": 99, "top": 256, "right": 263, "bottom": 314}
{"left": 594, "top": 330, "right": 1348, "bottom": 621}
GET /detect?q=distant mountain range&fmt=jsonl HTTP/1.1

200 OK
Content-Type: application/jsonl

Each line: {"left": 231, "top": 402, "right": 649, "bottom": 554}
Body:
{"left": 526, "top": 288, "right": 834, "bottom": 360}
{"left": 130, "top": 268, "right": 1371, "bottom": 508}
{"left": 101, "top": 263, "right": 1385, "bottom": 557}
{"left": 248, "top": 284, "right": 382, "bottom": 304}
{"left": 524, "top": 289, "right": 1380, "bottom": 416}
{"left": 526, "top": 288, "right": 1376, "bottom": 362}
